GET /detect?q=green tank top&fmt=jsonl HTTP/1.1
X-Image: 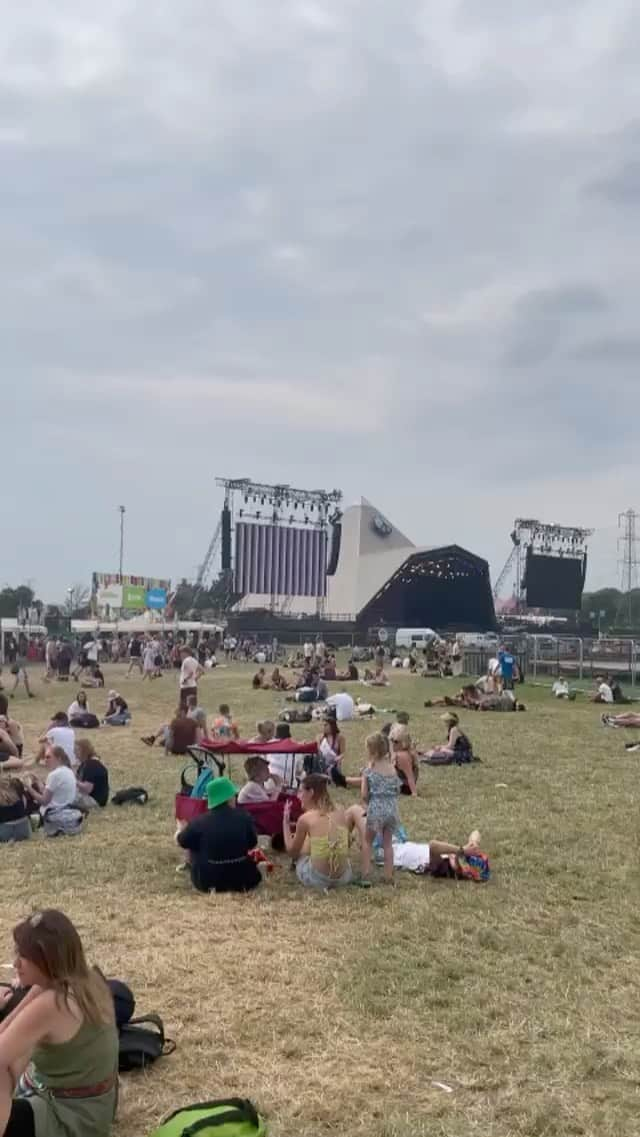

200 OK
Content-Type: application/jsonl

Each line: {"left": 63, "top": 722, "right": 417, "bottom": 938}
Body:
{"left": 32, "top": 1019, "right": 119, "bottom": 1088}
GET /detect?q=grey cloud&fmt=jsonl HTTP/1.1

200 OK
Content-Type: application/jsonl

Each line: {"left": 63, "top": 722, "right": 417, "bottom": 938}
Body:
{"left": 1, "top": 0, "right": 640, "bottom": 596}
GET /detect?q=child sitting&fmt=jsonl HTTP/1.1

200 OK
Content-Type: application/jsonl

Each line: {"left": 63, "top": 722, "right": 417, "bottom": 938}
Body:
{"left": 212, "top": 703, "right": 240, "bottom": 740}
{"left": 237, "top": 756, "right": 283, "bottom": 805}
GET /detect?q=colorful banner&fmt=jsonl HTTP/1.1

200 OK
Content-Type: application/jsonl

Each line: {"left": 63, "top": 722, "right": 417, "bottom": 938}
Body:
{"left": 146, "top": 588, "right": 168, "bottom": 610}
{"left": 122, "top": 584, "right": 147, "bottom": 609}
{"left": 92, "top": 572, "right": 170, "bottom": 611}
{"left": 96, "top": 583, "right": 123, "bottom": 609}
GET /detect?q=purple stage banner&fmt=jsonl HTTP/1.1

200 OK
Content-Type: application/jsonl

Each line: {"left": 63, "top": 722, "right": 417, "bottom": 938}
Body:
{"left": 234, "top": 523, "right": 327, "bottom": 597}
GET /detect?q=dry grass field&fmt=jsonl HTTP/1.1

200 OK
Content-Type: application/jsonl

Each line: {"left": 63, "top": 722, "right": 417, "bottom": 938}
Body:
{"left": 2, "top": 661, "right": 640, "bottom": 1137}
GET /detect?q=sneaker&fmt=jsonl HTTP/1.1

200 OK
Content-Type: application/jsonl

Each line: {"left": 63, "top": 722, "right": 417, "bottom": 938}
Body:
{"left": 624, "top": 741, "right": 640, "bottom": 752}
{"left": 601, "top": 714, "right": 615, "bottom": 727}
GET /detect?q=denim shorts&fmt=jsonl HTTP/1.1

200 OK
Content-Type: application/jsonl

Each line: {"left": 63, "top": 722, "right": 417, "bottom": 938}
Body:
{"left": 296, "top": 856, "right": 353, "bottom": 889}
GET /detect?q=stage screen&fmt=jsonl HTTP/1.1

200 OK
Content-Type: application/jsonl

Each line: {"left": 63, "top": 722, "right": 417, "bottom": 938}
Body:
{"left": 234, "top": 523, "right": 327, "bottom": 597}
{"left": 524, "top": 552, "right": 585, "bottom": 609}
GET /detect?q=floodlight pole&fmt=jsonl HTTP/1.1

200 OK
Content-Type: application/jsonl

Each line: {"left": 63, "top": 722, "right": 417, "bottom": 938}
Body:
{"left": 118, "top": 506, "right": 126, "bottom": 582}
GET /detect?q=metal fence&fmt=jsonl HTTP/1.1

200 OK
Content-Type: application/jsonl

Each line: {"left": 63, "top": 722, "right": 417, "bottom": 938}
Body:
{"left": 462, "top": 638, "right": 640, "bottom": 685}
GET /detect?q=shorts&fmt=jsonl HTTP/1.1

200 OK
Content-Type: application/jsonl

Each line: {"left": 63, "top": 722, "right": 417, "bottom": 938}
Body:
{"left": 5, "top": 1099, "right": 35, "bottom": 1137}
{"left": 180, "top": 686, "right": 198, "bottom": 708}
{"left": 296, "top": 856, "right": 353, "bottom": 889}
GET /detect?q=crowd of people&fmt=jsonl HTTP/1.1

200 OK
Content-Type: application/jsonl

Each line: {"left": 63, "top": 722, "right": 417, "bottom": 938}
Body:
{"left": 2, "top": 632, "right": 636, "bottom": 1135}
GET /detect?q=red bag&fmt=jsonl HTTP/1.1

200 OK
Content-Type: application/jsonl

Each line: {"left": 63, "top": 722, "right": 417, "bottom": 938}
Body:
{"left": 175, "top": 793, "right": 207, "bottom": 823}
{"left": 240, "top": 794, "right": 302, "bottom": 838}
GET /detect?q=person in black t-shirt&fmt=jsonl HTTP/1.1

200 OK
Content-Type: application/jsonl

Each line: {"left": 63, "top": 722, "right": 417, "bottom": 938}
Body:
{"left": 177, "top": 777, "right": 261, "bottom": 894}
{"left": 74, "top": 740, "right": 109, "bottom": 808}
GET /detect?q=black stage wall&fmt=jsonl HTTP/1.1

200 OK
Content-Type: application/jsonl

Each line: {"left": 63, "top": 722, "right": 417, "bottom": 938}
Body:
{"left": 356, "top": 546, "right": 496, "bottom": 633}
{"left": 523, "top": 550, "right": 586, "bottom": 610}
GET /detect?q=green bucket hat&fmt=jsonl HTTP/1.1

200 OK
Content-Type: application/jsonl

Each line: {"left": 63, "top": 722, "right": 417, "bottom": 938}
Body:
{"left": 207, "top": 776, "right": 238, "bottom": 810}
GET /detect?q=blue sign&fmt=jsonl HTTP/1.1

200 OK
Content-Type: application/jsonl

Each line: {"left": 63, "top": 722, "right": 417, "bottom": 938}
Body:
{"left": 146, "top": 588, "right": 167, "bottom": 610}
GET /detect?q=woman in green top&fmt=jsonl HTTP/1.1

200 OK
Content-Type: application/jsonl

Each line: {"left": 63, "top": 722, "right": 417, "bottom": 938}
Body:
{"left": 0, "top": 909, "right": 118, "bottom": 1137}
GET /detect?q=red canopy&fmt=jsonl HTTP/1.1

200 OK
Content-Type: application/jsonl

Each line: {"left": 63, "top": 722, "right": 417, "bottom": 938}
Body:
{"left": 200, "top": 737, "right": 317, "bottom": 756}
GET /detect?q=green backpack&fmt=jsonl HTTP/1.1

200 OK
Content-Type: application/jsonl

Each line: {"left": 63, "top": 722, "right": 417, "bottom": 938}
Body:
{"left": 150, "top": 1098, "right": 266, "bottom": 1137}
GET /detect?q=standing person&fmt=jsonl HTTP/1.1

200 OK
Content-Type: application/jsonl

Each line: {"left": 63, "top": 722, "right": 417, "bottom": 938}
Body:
{"left": 0, "top": 908, "right": 118, "bottom": 1137}
{"left": 303, "top": 640, "right": 314, "bottom": 666}
{"left": 43, "top": 638, "right": 58, "bottom": 683}
{"left": 127, "top": 635, "right": 143, "bottom": 676}
{"left": 8, "top": 661, "right": 34, "bottom": 699}
{"left": 56, "top": 641, "right": 73, "bottom": 682}
{"left": 360, "top": 732, "right": 401, "bottom": 885}
{"left": 179, "top": 646, "right": 203, "bottom": 710}
{"left": 497, "top": 645, "right": 516, "bottom": 692}
{"left": 451, "top": 637, "right": 463, "bottom": 678}
{"left": 141, "top": 638, "right": 157, "bottom": 681}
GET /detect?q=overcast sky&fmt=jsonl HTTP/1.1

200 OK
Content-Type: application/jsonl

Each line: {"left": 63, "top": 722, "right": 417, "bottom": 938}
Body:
{"left": 2, "top": 0, "right": 639, "bottom": 602}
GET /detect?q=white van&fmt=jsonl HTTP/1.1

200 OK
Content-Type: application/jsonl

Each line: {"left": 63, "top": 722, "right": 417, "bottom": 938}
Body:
{"left": 395, "top": 628, "right": 440, "bottom": 651}
{"left": 457, "top": 632, "right": 500, "bottom": 650}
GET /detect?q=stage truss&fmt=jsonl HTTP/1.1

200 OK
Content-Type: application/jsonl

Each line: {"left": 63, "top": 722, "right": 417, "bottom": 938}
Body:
{"left": 494, "top": 518, "right": 593, "bottom": 611}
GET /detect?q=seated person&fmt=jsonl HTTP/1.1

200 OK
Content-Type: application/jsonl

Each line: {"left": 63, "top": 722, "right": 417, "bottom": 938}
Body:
{"left": 186, "top": 696, "right": 208, "bottom": 736}
{"left": 476, "top": 673, "right": 497, "bottom": 696}
{"left": 283, "top": 774, "right": 364, "bottom": 889}
{"left": 268, "top": 723, "right": 304, "bottom": 787}
{"left": 611, "top": 679, "right": 631, "bottom": 705}
{"left": 269, "top": 667, "right": 290, "bottom": 691}
{"left": 368, "top": 666, "right": 390, "bottom": 687}
{"left": 589, "top": 676, "right": 614, "bottom": 704}
{"left": 316, "top": 714, "right": 346, "bottom": 775}
{"left": 142, "top": 706, "right": 202, "bottom": 754}
{"left": 177, "top": 776, "right": 262, "bottom": 893}
{"left": 237, "top": 756, "right": 283, "bottom": 804}
{"left": 103, "top": 691, "right": 131, "bottom": 726}
{"left": 29, "top": 745, "right": 83, "bottom": 836}
{"left": 81, "top": 664, "right": 105, "bottom": 689}
{"left": 0, "top": 695, "right": 24, "bottom": 754}
{"left": 552, "top": 678, "right": 569, "bottom": 698}
{"left": 249, "top": 719, "right": 276, "bottom": 744}
{"left": 67, "top": 691, "right": 100, "bottom": 729}
{"left": 211, "top": 704, "right": 240, "bottom": 740}
{"left": 422, "top": 712, "right": 474, "bottom": 764}
{"left": 0, "top": 774, "right": 32, "bottom": 842}
{"left": 336, "top": 661, "right": 359, "bottom": 682}
{"left": 0, "top": 909, "right": 118, "bottom": 1136}
{"left": 388, "top": 725, "right": 419, "bottom": 794}
{"left": 252, "top": 668, "right": 267, "bottom": 689}
{"left": 0, "top": 718, "right": 19, "bottom": 767}
{"left": 74, "top": 739, "right": 109, "bottom": 809}
{"left": 35, "top": 712, "right": 77, "bottom": 768}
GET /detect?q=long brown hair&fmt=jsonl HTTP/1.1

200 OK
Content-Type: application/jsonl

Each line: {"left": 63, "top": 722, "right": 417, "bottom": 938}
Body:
{"left": 301, "top": 774, "right": 334, "bottom": 812}
{"left": 0, "top": 774, "right": 22, "bottom": 807}
{"left": 13, "top": 910, "right": 114, "bottom": 1026}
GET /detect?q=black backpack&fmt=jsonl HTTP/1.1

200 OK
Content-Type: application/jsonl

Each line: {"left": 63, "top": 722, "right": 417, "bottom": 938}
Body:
{"left": 118, "top": 1013, "right": 176, "bottom": 1071}
{"left": 105, "top": 977, "right": 175, "bottom": 1071}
